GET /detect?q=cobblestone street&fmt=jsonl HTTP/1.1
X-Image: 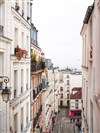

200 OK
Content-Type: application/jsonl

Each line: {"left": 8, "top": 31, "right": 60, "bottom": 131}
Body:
{"left": 51, "top": 108, "right": 75, "bottom": 133}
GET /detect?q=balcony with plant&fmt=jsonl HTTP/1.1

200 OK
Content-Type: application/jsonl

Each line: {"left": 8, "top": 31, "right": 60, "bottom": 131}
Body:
{"left": 14, "top": 45, "right": 28, "bottom": 60}
{"left": 31, "top": 51, "right": 45, "bottom": 72}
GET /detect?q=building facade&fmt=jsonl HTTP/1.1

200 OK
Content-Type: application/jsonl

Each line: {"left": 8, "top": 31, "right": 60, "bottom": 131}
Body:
{"left": 70, "top": 87, "right": 82, "bottom": 121}
{"left": 31, "top": 24, "right": 44, "bottom": 133}
{"left": 0, "top": 0, "right": 32, "bottom": 133}
{"left": 58, "top": 70, "right": 82, "bottom": 108}
{"left": 81, "top": 1, "right": 100, "bottom": 133}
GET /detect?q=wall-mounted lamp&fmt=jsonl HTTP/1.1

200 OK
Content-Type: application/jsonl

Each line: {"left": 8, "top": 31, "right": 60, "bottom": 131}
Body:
{"left": 0, "top": 76, "right": 11, "bottom": 103}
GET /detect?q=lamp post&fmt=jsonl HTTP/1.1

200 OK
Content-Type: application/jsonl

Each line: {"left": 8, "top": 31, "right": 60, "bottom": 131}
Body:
{"left": 0, "top": 76, "right": 11, "bottom": 133}
{"left": 0, "top": 76, "right": 11, "bottom": 102}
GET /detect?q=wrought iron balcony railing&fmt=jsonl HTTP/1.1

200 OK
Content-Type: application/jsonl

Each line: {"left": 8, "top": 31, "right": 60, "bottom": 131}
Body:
{"left": 33, "top": 84, "right": 43, "bottom": 100}
{"left": 31, "top": 61, "right": 45, "bottom": 72}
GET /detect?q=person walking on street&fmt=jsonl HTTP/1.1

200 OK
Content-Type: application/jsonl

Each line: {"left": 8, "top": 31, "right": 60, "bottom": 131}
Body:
{"left": 74, "top": 119, "right": 81, "bottom": 133}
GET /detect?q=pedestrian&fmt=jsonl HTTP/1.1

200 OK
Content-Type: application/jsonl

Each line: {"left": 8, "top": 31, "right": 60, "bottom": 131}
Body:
{"left": 74, "top": 119, "right": 80, "bottom": 133}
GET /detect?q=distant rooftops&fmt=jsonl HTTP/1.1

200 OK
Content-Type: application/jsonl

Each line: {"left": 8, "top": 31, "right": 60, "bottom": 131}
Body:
{"left": 60, "top": 68, "right": 82, "bottom": 75}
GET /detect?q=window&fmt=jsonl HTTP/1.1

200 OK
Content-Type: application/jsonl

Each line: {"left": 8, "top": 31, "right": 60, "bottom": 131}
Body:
{"left": 21, "top": 32, "right": 24, "bottom": 48}
{"left": 26, "top": 69, "right": 28, "bottom": 90}
{"left": 21, "top": 69, "right": 23, "bottom": 93}
{"left": 67, "top": 80, "right": 69, "bottom": 85}
{"left": 21, "top": 107, "right": 23, "bottom": 132}
{"left": 22, "top": 0, "right": 24, "bottom": 16}
{"left": 27, "top": 36, "right": 29, "bottom": 56}
{"left": 26, "top": 102, "right": 29, "bottom": 124}
{"left": 60, "top": 93, "right": 63, "bottom": 98}
{"left": 14, "top": 113, "right": 18, "bottom": 133}
{"left": 27, "top": 2, "right": 29, "bottom": 17}
{"left": 60, "top": 87, "right": 63, "bottom": 91}
{"left": 75, "top": 100, "right": 78, "bottom": 109}
{"left": 67, "top": 94, "right": 69, "bottom": 99}
{"left": 74, "top": 112, "right": 81, "bottom": 116}
{"left": 15, "top": 28, "right": 18, "bottom": 47}
{"left": 67, "top": 75, "right": 69, "bottom": 78}
{"left": 14, "top": 70, "right": 18, "bottom": 98}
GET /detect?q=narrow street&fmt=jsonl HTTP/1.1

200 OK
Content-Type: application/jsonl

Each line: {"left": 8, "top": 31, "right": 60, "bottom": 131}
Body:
{"left": 52, "top": 108, "right": 75, "bottom": 133}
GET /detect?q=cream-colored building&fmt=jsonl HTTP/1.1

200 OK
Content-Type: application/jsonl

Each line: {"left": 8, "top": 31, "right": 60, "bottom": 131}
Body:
{"left": 42, "top": 67, "right": 59, "bottom": 133}
{"left": 0, "top": 0, "right": 31, "bottom": 133}
{"left": 59, "top": 71, "right": 69, "bottom": 107}
{"left": 31, "top": 24, "right": 44, "bottom": 133}
{"left": 59, "top": 70, "right": 82, "bottom": 108}
{"left": 81, "top": 1, "right": 100, "bottom": 133}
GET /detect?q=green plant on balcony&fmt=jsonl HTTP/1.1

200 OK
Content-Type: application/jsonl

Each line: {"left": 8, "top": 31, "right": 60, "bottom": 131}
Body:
{"left": 35, "top": 55, "right": 41, "bottom": 65}
{"left": 31, "top": 51, "right": 36, "bottom": 61}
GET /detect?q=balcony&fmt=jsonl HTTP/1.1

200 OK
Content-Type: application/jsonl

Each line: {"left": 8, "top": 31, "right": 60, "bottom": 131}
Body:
{"left": 33, "top": 84, "right": 43, "bottom": 99}
{"left": 31, "top": 61, "right": 45, "bottom": 72}
{"left": 14, "top": 46, "right": 28, "bottom": 60}
{"left": 0, "top": 25, "right": 4, "bottom": 35}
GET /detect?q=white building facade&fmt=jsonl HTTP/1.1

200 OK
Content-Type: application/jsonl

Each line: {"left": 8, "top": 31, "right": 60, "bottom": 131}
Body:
{"left": 81, "top": 1, "right": 100, "bottom": 133}
{"left": 0, "top": 0, "right": 31, "bottom": 133}
{"left": 42, "top": 67, "right": 59, "bottom": 133}
{"left": 59, "top": 70, "right": 82, "bottom": 108}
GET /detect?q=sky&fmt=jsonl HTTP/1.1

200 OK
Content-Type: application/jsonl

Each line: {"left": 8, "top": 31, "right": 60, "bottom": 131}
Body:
{"left": 32, "top": 0, "right": 93, "bottom": 69}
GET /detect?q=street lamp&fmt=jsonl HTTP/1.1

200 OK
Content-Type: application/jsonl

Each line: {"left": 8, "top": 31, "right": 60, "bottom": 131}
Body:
{"left": 0, "top": 76, "right": 11, "bottom": 102}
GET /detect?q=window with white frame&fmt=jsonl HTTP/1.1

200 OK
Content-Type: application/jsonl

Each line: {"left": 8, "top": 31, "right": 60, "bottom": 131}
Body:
{"left": 26, "top": 102, "right": 29, "bottom": 124}
{"left": 27, "top": 2, "right": 29, "bottom": 17}
{"left": 14, "top": 27, "right": 18, "bottom": 47}
{"left": 67, "top": 80, "right": 69, "bottom": 85}
{"left": 14, "top": 70, "right": 18, "bottom": 98}
{"left": 21, "top": 107, "right": 24, "bottom": 132}
{"left": 21, "top": 69, "right": 23, "bottom": 94}
{"left": 21, "top": 32, "right": 24, "bottom": 48}
{"left": 75, "top": 100, "right": 78, "bottom": 109}
{"left": 26, "top": 69, "right": 28, "bottom": 90}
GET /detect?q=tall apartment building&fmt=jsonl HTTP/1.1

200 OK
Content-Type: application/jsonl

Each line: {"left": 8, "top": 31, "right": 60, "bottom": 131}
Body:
{"left": 59, "top": 70, "right": 70, "bottom": 107}
{"left": 81, "top": 1, "right": 100, "bottom": 133}
{"left": 42, "top": 66, "right": 59, "bottom": 133}
{"left": 59, "top": 70, "right": 82, "bottom": 109}
{"left": 0, "top": 0, "right": 31, "bottom": 133}
{"left": 31, "top": 24, "right": 44, "bottom": 133}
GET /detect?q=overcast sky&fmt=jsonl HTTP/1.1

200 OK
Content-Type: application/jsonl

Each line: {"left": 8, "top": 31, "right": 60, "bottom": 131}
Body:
{"left": 32, "top": 0, "right": 93, "bottom": 69}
